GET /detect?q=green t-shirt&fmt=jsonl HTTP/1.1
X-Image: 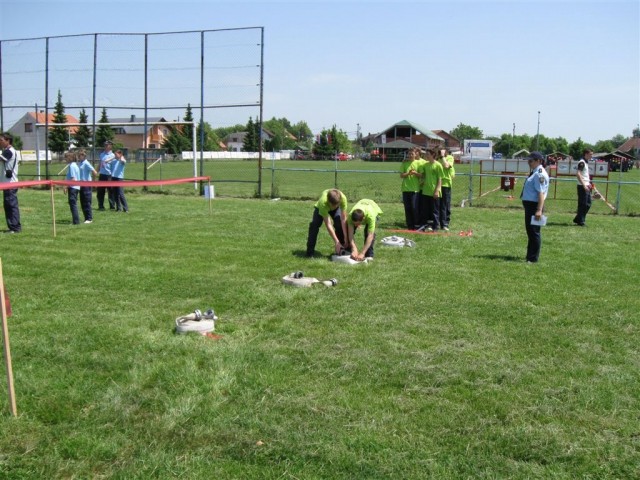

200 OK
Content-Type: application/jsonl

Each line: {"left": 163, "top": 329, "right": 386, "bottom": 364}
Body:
{"left": 314, "top": 189, "right": 347, "bottom": 218}
{"left": 419, "top": 161, "right": 444, "bottom": 196}
{"left": 348, "top": 199, "right": 383, "bottom": 233}
{"left": 400, "top": 160, "right": 421, "bottom": 192}
{"left": 439, "top": 155, "right": 456, "bottom": 188}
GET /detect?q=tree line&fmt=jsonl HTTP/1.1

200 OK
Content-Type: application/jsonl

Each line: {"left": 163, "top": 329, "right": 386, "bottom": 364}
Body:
{"left": 10, "top": 91, "right": 637, "bottom": 160}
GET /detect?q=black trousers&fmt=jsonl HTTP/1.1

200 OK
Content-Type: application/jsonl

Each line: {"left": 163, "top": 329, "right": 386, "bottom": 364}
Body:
{"left": 97, "top": 174, "right": 115, "bottom": 209}
{"left": 306, "top": 207, "right": 344, "bottom": 256}
{"left": 80, "top": 186, "right": 93, "bottom": 221}
{"left": 419, "top": 193, "right": 440, "bottom": 230}
{"left": 402, "top": 191, "right": 419, "bottom": 229}
{"left": 68, "top": 188, "right": 80, "bottom": 224}
{"left": 574, "top": 185, "right": 591, "bottom": 225}
{"left": 439, "top": 186, "right": 452, "bottom": 228}
{"left": 523, "top": 200, "right": 542, "bottom": 262}
{"left": 3, "top": 188, "right": 21, "bottom": 232}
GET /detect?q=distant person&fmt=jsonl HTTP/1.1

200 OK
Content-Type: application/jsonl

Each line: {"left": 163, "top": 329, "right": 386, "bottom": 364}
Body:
{"left": 573, "top": 149, "right": 592, "bottom": 227}
{"left": 77, "top": 149, "right": 97, "bottom": 223}
{"left": 0, "top": 133, "right": 21, "bottom": 233}
{"left": 520, "top": 152, "right": 549, "bottom": 263}
{"left": 437, "top": 148, "right": 456, "bottom": 231}
{"left": 417, "top": 149, "right": 444, "bottom": 231}
{"left": 306, "top": 188, "right": 347, "bottom": 257}
{"left": 97, "top": 141, "right": 115, "bottom": 210}
{"left": 63, "top": 151, "right": 81, "bottom": 225}
{"left": 399, "top": 148, "right": 421, "bottom": 230}
{"left": 346, "top": 198, "right": 383, "bottom": 260}
{"left": 110, "top": 150, "right": 129, "bottom": 212}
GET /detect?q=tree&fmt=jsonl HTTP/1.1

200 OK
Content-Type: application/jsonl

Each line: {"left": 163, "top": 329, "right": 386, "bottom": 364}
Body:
{"left": 450, "top": 123, "right": 483, "bottom": 143}
{"left": 569, "top": 138, "right": 592, "bottom": 160}
{"left": 312, "top": 125, "right": 350, "bottom": 158}
{"left": 593, "top": 140, "right": 615, "bottom": 153}
{"left": 243, "top": 117, "right": 259, "bottom": 152}
{"left": 10, "top": 135, "right": 23, "bottom": 150}
{"left": 95, "top": 108, "right": 114, "bottom": 147}
{"left": 48, "top": 90, "right": 69, "bottom": 155}
{"left": 74, "top": 108, "right": 92, "bottom": 148}
{"left": 610, "top": 134, "right": 626, "bottom": 149}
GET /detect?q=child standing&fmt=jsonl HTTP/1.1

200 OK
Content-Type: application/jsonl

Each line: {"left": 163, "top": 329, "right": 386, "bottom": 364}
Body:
{"left": 437, "top": 148, "right": 456, "bottom": 231}
{"left": 417, "top": 149, "right": 444, "bottom": 231}
{"left": 64, "top": 151, "right": 81, "bottom": 225}
{"left": 77, "top": 149, "right": 97, "bottom": 223}
{"left": 110, "top": 150, "right": 128, "bottom": 213}
{"left": 400, "top": 148, "right": 421, "bottom": 230}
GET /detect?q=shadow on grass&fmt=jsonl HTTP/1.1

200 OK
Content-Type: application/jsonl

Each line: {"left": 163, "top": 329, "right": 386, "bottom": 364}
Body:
{"left": 292, "top": 249, "right": 328, "bottom": 259}
{"left": 476, "top": 254, "right": 522, "bottom": 262}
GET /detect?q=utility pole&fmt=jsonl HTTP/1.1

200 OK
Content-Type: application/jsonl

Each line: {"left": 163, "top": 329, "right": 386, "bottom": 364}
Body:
{"left": 535, "top": 111, "right": 540, "bottom": 151}
{"left": 509, "top": 122, "right": 515, "bottom": 157}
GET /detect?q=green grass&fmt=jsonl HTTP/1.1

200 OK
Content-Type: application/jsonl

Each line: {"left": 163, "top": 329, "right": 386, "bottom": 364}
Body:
{"left": 0, "top": 188, "right": 638, "bottom": 478}
{"left": 18, "top": 158, "right": 640, "bottom": 215}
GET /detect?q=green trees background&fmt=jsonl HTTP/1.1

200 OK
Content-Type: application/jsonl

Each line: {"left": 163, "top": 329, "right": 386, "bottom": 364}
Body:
{"left": 8, "top": 92, "right": 638, "bottom": 159}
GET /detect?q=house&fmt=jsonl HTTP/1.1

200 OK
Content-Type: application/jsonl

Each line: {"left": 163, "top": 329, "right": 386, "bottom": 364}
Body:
{"left": 109, "top": 115, "right": 170, "bottom": 150}
{"left": 375, "top": 120, "right": 444, "bottom": 151}
{"left": 223, "top": 129, "right": 276, "bottom": 152}
{"left": 432, "top": 130, "right": 461, "bottom": 151}
{"left": 8, "top": 111, "right": 79, "bottom": 150}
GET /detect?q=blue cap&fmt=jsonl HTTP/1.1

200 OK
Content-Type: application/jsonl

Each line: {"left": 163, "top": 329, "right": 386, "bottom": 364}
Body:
{"left": 526, "top": 151, "right": 544, "bottom": 162}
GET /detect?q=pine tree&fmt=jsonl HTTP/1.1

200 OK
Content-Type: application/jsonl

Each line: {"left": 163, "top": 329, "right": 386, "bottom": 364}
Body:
{"left": 95, "top": 108, "right": 114, "bottom": 147}
{"left": 74, "top": 109, "right": 92, "bottom": 148}
{"left": 48, "top": 90, "right": 69, "bottom": 155}
{"left": 183, "top": 104, "right": 194, "bottom": 150}
{"left": 243, "top": 117, "right": 258, "bottom": 152}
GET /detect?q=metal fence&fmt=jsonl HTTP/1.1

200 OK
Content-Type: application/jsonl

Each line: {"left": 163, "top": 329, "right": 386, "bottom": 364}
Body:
{"left": 0, "top": 27, "right": 265, "bottom": 188}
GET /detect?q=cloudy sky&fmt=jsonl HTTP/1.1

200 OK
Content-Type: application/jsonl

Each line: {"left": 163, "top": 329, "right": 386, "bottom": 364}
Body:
{"left": 1, "top": 0, "right": 638, "bottom": 143}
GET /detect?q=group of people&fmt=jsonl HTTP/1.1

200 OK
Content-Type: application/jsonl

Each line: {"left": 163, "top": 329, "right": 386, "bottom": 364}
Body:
{"left": 521, "top": 148, "right": 595, "bottom": 263}
{"left": 400, "top": 147, "right": 455, "bottom": 232}
{"left": 306, "top": 188, "right": 382, "bottom": 261}
{"left": 0, "top": 134, "right": 130, "bottom": 233}
{"left": 62, "top": 141, "right": 128, "bottom": 224}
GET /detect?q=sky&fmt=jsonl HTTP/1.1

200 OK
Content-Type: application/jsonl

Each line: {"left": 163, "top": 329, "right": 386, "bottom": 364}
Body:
{"left": 1, "top": 0, "right": 638, "bottom": 144}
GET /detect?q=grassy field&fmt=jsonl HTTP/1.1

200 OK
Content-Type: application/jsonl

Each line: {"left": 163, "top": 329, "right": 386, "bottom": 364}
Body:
{"left": 18, "top": 158, "right": 640, "bottom": 215}
{"left": 0, "top": 188, "right": 638, "bottom": 478}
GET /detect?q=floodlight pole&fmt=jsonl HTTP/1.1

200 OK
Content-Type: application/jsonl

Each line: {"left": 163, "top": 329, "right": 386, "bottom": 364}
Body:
{"left": 535, "top": 111, "right": 540, "bottom": 151}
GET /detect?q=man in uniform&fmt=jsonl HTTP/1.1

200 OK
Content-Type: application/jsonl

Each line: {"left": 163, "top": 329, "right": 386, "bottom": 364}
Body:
{"left": 573, "top": 148, "right": 592, "bottom": 226}
{"left": 0, "top": 133, "right": 21, "bottom": 233}
{"left": 520, "top": 152, "right": 549, "bottom": 263}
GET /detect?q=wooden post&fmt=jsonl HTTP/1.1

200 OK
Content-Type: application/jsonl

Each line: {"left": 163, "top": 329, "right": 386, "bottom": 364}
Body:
{"left": 0, "top": 258, "right": 17, "bottom": 417}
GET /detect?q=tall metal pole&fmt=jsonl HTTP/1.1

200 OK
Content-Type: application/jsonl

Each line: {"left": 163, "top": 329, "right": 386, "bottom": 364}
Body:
{"left": 535, "top": 111, "right": 540, "bottom": 151}
{"left": 257, "top": 27, "right": 265, "bottom": 197}
{"left": 143, "top": 34, "right": 148, "bottom": 190}
{"left": 199, "top": 31, "right": 205, "bottom": 193}
{"left": 44, "top": 37, "right": 50, "bottom": 179}
{"left": 92, "top": 34, "right": 97, "bottom": 164}
{"left": 0, "top": 41, "right": 4, "bottom": 131}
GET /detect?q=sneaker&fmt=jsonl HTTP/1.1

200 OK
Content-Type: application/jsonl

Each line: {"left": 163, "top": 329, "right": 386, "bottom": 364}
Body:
{"left": 426, "top": 227, "right": 433, "bottom": 232}
{"left": 84, "top": 220, "right": 93, "bottom": 224}
{"left": 443, "top": 226, "right": 450, "bottom": 232}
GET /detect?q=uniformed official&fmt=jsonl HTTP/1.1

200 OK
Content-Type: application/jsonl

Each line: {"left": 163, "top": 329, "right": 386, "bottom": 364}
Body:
{"left": 520, "top": 151, "right": 549, "bottom": 263}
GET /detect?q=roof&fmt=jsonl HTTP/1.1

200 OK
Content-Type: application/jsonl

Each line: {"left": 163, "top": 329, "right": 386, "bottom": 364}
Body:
{"left": 26, "top": 112, "right": 79, "bottom": 133}
{"left": 109, "top": 116, "right": 168, "bottom": 135}
{"left": 380, "top": 120, "right": 444, "bottom": 141}
{"left": 618, "top": 136, "right": 640, "bottom": 154}
{"left": 378, "top": 139, "right": 422, "bottom": 149}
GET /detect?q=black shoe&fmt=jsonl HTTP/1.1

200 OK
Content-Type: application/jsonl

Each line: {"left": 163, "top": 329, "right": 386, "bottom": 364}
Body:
{"left": 98, "top": 207, "right": 106, "bottom": 211}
